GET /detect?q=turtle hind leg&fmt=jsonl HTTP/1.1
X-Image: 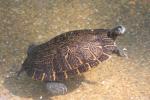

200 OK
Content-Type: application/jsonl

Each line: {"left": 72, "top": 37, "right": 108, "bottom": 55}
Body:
{"left": 113, "top": 47, "right": 128, "bottom": 57}
{"left": 46, "top": 82, "right": 67, "bottom": 95}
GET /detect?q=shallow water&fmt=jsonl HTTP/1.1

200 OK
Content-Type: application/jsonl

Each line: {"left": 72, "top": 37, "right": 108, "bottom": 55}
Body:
{"left": 0, "top": 0, "right": 150, "bottom": 100}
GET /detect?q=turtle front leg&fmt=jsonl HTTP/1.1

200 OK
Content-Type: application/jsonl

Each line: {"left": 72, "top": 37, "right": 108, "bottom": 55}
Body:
{"left": 46, "top": 82, "right": 67, "bottom": 95}
{"left": 113, "top": 47, "right": 128, "bottom": 57}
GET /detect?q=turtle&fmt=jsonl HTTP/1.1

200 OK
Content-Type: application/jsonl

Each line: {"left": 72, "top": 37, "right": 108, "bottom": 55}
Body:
{"left": 17, "top": 25, "right": 127, "bottom": 95}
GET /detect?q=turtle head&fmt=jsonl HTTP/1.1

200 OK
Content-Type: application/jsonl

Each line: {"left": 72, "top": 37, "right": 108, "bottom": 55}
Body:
{"left": 108, "top": 25, "right": 126, "bottom": 40}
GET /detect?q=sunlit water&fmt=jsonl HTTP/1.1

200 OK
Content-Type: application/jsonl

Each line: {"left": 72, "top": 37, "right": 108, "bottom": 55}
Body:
{"left": 0, "top": 0, "right": 149, "bottom": 100}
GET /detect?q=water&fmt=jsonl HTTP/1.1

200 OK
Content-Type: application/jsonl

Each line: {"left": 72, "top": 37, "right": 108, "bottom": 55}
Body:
{"left": 0, "top": 0, "right": 149, "bottom": 100}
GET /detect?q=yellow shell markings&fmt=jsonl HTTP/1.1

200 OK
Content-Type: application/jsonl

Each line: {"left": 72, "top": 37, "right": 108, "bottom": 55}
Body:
{"left": 32, "top": 71, "right": 36, "bottom": 79}
{"left": 64, "top": 46, "right": 74, "bottom": 70}
{"left": 65, "top": 54, "right": 73, "bottom": 70}
{"left": 51, "top": 55, "right": 54, "bottom": 72}
{"left": 67, "top": 45, "right": 84, "bottom": 65}
{"left": 97, "top": 37, "right": 112, "bottom": 59}
{"left": 96, "top": 45, "right": 102, "bottom": 49}
{"left": 83, "top": 48, "right": 97, "bottom": 60}
{"left": 52, "top": 71, "right": 56, "bottom": 81}
{"left": 47, "top": 55, "right": 55, "bottom": 81}
{"left": 41, "top": 73, "right": 46, "bottom": 81}
{"left": 103, "top": 52, "right": 112, "bottom": 59}
{"left": 102, "top": 37, "right": 111, "bottom": 40}
{"left": 86, "top": 63, "right": 92, "bottom": 70}
{"left": 103, "top": 45, "right": 116, "bottom": 47}
{"left": 32, "top": 71, "right": 46, "bottom": 81}
{"left": 101, "top": 46, "right": 112, "bottom": 59}
{"left": 31, "top": 43, "right": 110, "bottom": 81}
{"left": 76, "top": 68, "right": 81, "bottom": 75}
{"left": 63, "top": 71, "right": 68, "bottom": 79}
{"left": 83, "top": 47, "right": 102, "bottom": 63}
{"left": 75, "top": 55, "right": 84, "bottom": 65}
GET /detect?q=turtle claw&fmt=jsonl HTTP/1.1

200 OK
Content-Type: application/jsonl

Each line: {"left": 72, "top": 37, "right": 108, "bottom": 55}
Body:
{"left": 46, "top": 82, "right": 67, "bottom": 95}
{"left": 114, "top": 47, "right": 128, "bottom": 58}
{"left": 118, "top": 49, "right": 128, "bottom": 57}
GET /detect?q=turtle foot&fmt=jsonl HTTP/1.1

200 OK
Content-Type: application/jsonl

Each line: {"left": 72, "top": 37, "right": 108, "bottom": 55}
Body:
{"left": 46, "top": 82, "right": 67, "bottom": 95}
{"left": 114, "top": 47, "right": 128, "bottom": 58}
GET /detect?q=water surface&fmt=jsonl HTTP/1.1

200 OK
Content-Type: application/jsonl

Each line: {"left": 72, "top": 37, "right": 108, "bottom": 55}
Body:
{"left": 0, "top": 0, "right": 149, "bottom": 100}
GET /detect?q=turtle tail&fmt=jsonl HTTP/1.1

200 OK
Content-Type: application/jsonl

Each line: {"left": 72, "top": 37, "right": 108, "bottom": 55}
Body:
{"left": 17, "top": 66, "right": 25, "bottom": 77}
{"left": 17, "top": 44, "right": 35, "bottom": 78}
{"left": 17, "top": 58, "right": 29, "bottom": 78}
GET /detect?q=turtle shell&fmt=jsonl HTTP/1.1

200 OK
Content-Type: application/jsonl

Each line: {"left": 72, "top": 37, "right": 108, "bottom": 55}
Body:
{"left": 21, "top": 29, "right": 117, "bottom": 81}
